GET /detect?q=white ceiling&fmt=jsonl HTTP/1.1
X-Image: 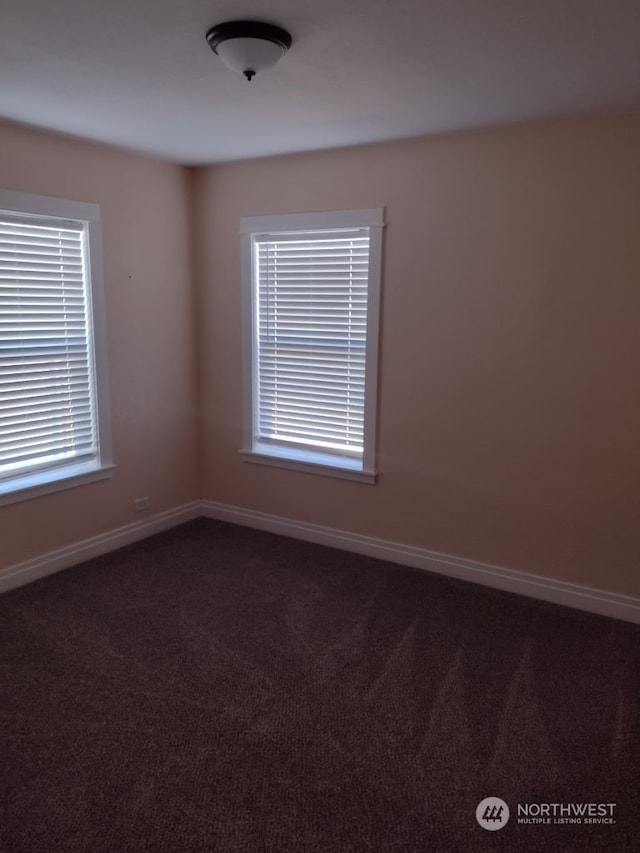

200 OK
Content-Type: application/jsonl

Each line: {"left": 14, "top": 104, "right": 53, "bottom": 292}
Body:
{"left": 1, "top": 0, "right": 639, "bottom": 165}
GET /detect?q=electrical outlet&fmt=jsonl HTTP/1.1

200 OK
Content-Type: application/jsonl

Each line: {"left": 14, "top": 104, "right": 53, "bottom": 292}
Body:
{"left": 133, "top": 496, "right": 150, "bottom": 512}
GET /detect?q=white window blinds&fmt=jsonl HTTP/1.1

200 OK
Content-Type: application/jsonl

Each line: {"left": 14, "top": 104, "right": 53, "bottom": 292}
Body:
{"left": 254, "top": 228, "right": 370, "bottom": 461}
{"left": 0, "top": 213, "right": 98, "bottom": 481}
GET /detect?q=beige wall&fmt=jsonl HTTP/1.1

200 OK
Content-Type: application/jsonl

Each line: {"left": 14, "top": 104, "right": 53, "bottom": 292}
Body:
{"left": 1, "top": 114, "right": 638, "bottom": 598}
{"left": 195, "top": 114, "right": 640, "bottom": 597}
{"left": 0, "top": 122, "right": 198, "bottom": 568}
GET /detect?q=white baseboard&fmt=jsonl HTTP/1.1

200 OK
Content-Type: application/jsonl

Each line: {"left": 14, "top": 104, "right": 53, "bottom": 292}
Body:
{"left": 201, "top": 500, "right": 640, "bottom": 625}
{"left": 3, "top": 498, "right": 639, "bottom": 625}
{"left": 0, "top": 502, "right": 201, "bottom": 595}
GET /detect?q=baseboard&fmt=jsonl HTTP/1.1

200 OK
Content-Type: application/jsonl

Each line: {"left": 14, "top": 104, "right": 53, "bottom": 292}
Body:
{"left": 201, "top": 500, "right": 640, "bottom": 625}
{"left": 4, "top": 498, "right": 639, "bottom": 625}
{"left": 0, "top": 502, "right": 201, "bottom": 595}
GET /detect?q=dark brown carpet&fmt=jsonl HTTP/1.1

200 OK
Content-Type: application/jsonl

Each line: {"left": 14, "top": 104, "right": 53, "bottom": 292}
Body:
{"left": 0, "top": 518, "right": 638, "bottom": 852}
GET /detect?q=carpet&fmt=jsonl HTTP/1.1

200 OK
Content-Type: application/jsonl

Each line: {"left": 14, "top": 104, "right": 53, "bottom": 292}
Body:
{"left": 0, "top": 518, "right": 638, "bottom": 852}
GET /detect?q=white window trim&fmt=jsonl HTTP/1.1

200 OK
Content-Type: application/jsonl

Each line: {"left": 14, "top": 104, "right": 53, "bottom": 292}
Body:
{"left": 239, "top": 207, "right": 384, "bottom": 483}
{"left": 0, "top": 189, "right": 113, "bottom": 506}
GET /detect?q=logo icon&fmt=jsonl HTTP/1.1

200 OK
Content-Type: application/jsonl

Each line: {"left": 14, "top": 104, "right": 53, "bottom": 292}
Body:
{"left": 476, "top": 797, "right": 510, "bottom": 831}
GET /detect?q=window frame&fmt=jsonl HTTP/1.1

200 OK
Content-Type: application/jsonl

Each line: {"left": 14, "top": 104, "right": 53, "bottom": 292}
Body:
{"left": 0, "top": 189, "right": 113, "bottom": 506}
{"left": 239, "top": 208, "right": 384, "bottom": 483}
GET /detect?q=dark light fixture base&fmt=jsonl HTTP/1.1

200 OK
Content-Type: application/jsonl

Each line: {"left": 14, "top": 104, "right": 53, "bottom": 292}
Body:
{"left": 205, "top": 20, "right": 292, "bottom": 56}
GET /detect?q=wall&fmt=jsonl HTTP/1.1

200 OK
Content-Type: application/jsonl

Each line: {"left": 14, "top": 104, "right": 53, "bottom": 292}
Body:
{"left": 194, "top": 114, "right": 640, "bottom": 597}
{"left": 0, "top": 121, "right": 198, "bottom": 569}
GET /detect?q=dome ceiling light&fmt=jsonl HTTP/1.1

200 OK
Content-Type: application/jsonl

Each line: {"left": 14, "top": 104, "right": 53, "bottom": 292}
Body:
{"left": 205, "top": 20, "right": 292, "bottom": 82}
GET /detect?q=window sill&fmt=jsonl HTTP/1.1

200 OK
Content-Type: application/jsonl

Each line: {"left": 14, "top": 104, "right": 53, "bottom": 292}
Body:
{"left": 240, "top": 448, "right": 376, "bottom": 484}
{"left": 0, "top": 462, "right": 116, "bottom": 507}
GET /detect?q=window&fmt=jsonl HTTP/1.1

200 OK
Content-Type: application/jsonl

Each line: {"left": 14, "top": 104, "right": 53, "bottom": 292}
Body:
{"left": 0, "top": 190, "right": 112, "bottom": 505}
{"left": 240, "top": 208, "right": 383, "bottom": 482}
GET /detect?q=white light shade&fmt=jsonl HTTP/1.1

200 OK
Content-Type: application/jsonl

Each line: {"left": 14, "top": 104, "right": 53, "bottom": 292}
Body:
{"left": 206, "top": 21, "right": 292, "bottom": 81}
{"left": 216, "top": 37, "right": 286, "bottom": 79}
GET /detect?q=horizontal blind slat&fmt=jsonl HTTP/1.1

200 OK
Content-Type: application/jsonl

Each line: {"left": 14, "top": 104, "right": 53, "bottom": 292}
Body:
{"left": 0, "top": 411, "right": 93, "bottom": 434}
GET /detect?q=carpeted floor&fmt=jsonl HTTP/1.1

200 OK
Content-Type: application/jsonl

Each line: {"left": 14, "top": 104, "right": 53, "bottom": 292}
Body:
{"left": 0, "top": 518, "right": 638, "bottom": 852}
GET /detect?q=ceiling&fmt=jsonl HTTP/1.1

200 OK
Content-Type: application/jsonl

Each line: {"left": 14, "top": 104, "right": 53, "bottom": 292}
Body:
{"left": 1, "top": 0, "right": 639, "bottom": 165}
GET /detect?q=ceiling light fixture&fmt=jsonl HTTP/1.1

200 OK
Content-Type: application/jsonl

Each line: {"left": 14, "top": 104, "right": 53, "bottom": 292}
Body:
{"left": 205, "top": 20, "right": 292, "bottom": 82}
